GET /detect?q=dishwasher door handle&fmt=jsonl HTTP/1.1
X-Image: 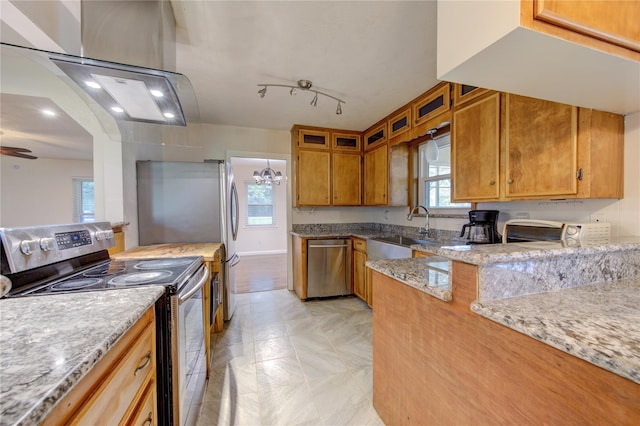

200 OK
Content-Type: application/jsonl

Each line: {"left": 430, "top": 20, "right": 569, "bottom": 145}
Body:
{"left": 308, "top": 244, "right": 350, "bottom": 248}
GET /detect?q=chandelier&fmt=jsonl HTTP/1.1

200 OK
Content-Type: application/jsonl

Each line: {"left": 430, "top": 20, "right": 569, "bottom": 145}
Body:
{"left": 257, "top": 79, "right": 345, "bottom": 115}
{"left": 253, "top": 160, "right": 284, "bottom": 185}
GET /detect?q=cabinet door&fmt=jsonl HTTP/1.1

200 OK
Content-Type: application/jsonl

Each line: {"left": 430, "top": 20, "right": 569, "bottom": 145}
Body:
{"left": 364, "top": 144, "right": 388, "bottom": 205}
{"left": 353, "top": 249, "right": 367, "bottom": 301}
{"left": 364, "top": 122, "right": 387, "bottom": 151}
{"left": 297, "top": 150, "right": 331, "bottom": 205}
{"left": 452, "top": 84, "right": 489, "bottom": 107}
{"left": 332, "top": 132, "right": 361, "bottom": 152}
{"left": 332, "top": 152, "right": 362, "bottom": 205}
{"left": 533, "top": 0, "right": 640, "bottom": 52}
{"left": 413, "top": 83, "right": 450, "bottom": 127}
{"left": 388, "top": 107, "right": 412, "bottom": 140}
{"left": 452, "top": 92, "right": 500, "bottom": 201}
{"left": 298, "top": 129, "right": 330, "bottom": 150}
{"left": 505, "top": 94, "right": 578, "bottom": 198}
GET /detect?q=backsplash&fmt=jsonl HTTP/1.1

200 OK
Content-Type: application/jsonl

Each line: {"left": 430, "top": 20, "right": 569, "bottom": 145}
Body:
{"left": 291, "top": 222, "right": 463, "bottom": 241}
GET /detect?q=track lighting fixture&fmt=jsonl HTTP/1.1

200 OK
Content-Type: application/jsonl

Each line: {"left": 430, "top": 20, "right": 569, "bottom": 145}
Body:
{"left": 257, "top": 79, "right": 345, "bottom": 114}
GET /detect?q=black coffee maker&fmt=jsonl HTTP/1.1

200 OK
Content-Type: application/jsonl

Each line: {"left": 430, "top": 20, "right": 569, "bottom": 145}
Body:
{"left": 460, "top": 210, "right": 501, "bottom": 244}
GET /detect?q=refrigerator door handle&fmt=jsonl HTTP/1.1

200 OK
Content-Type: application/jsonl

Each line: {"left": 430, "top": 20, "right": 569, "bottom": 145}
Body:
{"left": 224, "top": 252, "right": 240, "bottom": 267}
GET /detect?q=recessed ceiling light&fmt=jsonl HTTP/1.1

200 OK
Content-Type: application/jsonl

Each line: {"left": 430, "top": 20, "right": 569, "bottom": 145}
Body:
{"left": 85, "top": 81, "right": 101, "bottom": 89}
{"left": 42, "top": 109, "right": 56, "bottom": 116}
{"left": 163, "top": 112, "right": 175, "bottom": 118}
{"left": 111, "top": 106, "right": 124, "bottom": 113}
{"left": 150, "top": 89, "right": 164, "bottom": 97}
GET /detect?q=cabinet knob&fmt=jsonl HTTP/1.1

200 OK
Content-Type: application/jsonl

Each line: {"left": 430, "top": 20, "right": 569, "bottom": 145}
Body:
{"left": 507, "top": 178, "right": 513, "bottom": 184}
{"left": 489, "top": 180, "right": 495, "bottom": 186}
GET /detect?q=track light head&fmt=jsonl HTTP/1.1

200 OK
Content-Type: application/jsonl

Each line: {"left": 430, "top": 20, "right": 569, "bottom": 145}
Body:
{"left": 311, "top": 93, "right": 318, "bottom": 107}
{"left": 336, "top": 102, "right": 342, "bottom": 115}
{"left": 258, "top": 86, "right": 267, "bottom": 98}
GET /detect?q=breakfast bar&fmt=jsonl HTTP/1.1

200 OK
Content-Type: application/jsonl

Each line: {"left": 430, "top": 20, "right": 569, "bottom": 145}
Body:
{"left": 369, "top": 238, "right": 640, "bottom": 425}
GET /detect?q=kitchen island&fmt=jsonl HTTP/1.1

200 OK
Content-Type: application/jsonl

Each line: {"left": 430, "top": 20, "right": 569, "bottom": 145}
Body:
{"left": 0, "top": 286, "right": 164, "bottom": 426}
{"left": 370, "top": 238, "right": 640, "bottom": 425}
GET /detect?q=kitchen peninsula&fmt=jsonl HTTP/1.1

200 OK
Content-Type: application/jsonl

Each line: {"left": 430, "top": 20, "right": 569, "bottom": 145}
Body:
{"left": 369, "top": 238, "right": 640, "bottom": 424}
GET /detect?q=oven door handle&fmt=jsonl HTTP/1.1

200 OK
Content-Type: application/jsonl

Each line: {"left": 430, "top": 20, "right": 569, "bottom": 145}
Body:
{"left": 179, "top": 266, "right": 209, "bottom": 305}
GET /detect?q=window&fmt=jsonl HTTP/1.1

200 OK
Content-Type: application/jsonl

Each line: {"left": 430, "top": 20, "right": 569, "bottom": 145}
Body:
{"left": 246, "top": 183, "right": 274, "bottom": 226}
{"left": 72, "top": 178, "right": 95, "bottom": 223}
{"left": 419, "top": 134, "right": 470, "bottom": 209}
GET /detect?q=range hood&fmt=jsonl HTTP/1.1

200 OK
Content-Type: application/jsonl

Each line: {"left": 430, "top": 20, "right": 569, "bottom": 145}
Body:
{"left": 51, "top": 54, "right": 189, "bottom": 126}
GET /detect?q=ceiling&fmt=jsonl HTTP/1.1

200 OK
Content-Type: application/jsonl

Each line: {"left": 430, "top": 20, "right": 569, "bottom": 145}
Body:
{"left": 0, "top": 1, "right": 438, "bottom": 161}
{"left": 171, "top": 1, "right": 438, "bottom": 132}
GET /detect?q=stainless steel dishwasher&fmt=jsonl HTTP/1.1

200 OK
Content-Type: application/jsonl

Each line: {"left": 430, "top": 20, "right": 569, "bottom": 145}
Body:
{"left": 306, "top": 239, "right": 351, "bottom": 298}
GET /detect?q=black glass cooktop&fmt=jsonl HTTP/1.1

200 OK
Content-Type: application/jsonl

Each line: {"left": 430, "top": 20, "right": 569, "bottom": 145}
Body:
{"left": 17, "top": 256, "right": 202, "bottom": 296}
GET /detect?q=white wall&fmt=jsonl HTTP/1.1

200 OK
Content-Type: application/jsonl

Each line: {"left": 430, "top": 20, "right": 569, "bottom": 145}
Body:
{"left": 232, "top": 161, "right": 287, "bottom": 255}
{"left": 0, "top": 156, "right": 92, "bottom": 226}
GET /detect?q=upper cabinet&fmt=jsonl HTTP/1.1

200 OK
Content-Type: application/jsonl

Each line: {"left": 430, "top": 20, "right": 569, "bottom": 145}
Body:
{"left": 292, "top": 126, "right": 362, "bottom": 207}
{"left": 387, "top": 107, "right": 412, "bottom": 141}
{"left": 412, "top": 83, "right": 451, "bottom": 128}
{"left": 451, "top": 91, "right": 624, "bottom": 202}
{"left": 437, "top": 1, "right": 640, "bottom": 115}
{"left": 363, "top": 121, "right": 387, "bottom": 151}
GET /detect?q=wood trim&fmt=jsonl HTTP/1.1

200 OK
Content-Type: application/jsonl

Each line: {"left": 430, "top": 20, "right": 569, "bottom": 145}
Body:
{"left": 372, "top": 270, "right": 640, "bottom": 425}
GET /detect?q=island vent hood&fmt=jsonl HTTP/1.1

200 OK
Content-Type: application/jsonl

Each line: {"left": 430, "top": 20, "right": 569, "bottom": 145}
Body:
{"left": 51, "top": 55, "right": 189, "bottom": 126}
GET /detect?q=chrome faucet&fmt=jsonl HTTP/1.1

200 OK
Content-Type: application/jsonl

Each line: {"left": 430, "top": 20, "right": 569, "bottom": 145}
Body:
{"left": 407, "top": 205, "right": 429, "bottom": 235}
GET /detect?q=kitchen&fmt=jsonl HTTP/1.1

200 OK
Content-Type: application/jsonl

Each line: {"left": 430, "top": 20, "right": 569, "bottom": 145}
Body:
{"left": 1, "top": 1, "right": 639, "bottom": 425}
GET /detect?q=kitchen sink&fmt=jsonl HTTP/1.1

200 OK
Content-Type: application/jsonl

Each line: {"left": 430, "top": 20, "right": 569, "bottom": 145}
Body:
{"left": 374, "top": 236, "right": 440, "bottom": 246}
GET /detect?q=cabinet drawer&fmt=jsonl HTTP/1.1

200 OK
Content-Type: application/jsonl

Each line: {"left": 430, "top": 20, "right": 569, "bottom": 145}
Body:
{"left": 127, "top": 380, "right": 157, "bottom": 426}
{"left": 71, "top": 322, "right": 155, "bottom": 425}
{"left": 353, "top": 238, "right": 366, "bottom": 252}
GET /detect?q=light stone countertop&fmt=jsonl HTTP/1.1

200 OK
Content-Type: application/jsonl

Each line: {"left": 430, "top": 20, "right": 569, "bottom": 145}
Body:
{"left": 0, "top": 287, "right": 165, "bottom": 426}
{"left": 431, "top": 237, "right": 640, "bottom": 266}
{"left": 366, "top": 257, "right": 451, "bottom": 301}
{"left": 471, "top": 278, "right": 640, "bottom": 384}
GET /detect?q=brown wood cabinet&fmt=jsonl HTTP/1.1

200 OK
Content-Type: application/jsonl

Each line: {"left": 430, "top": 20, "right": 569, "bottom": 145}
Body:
{"left": 452, "top": 91, "right": 501, "bottom": 202}
{"left": 387, "top": 106, "right": 412, "bottom": 141}
{"left": 292, "top": 125, "right": 362, "bottom": 206}
{"left": 364, "top": 144, "right": 388, "bottom": 205}
{"left": 297, "top": 149, "right": 331, "bottom": 206}
{"left": 352, "top": 238, "right": 368, "bottom": 303}
{"left": 332, "top": 152, "right": 362, "bottom": 205}
{"left": 452, "top": 91, "right": 624, "bottom": 202}
{"left": 363, "top": 121, "right": 387, "bottom": 151}
{"left": 292, "top": 234, "right": 307, "bottom": 300}
{"left": 412, "top": 82, "right": 451, "bottom": 128}
{"left": 505, "top": 93, "right": 579, "bottom": 198}
{"left": 452, "top": 83, "right": 489, "bottom": 107}
{"left": 372, "top": 266, "right": 640, "bottom": 425}
{"left": 529, "top": 0, "right": 640, "bottom": 54}
{"left": 44, "top": 308, "right": 156, "bottom": 425}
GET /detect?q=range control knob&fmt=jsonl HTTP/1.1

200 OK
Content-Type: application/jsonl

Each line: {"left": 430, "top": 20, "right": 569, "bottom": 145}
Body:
{"left": 104, "top": 230, "right": 115, "bottom": 240}
{"left": 20, "top": 239, "right": 38, "bottom": 255}
{"left": 95, "top": 231, "right": 104, "bottom": 241}
{"left": 39, "top": 237, "right": 56, "bottom": 251}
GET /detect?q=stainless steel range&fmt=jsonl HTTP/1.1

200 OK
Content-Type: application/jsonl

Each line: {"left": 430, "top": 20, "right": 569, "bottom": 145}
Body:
{"left": 0, "top": 222, "right": 208, "bottom": 425}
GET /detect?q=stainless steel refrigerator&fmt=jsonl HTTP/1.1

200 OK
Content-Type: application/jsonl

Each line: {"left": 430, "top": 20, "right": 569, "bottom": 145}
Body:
{"left": 136, "top": 160, "right": 239, "bottom": 320}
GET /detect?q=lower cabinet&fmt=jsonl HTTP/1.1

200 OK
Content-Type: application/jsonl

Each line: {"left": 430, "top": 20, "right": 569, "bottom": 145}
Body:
{"left": 43, "top": 307, "right": 157, "bottom": 426}
{"left": 352, "top": 238, "right": 372, "bottom": 307}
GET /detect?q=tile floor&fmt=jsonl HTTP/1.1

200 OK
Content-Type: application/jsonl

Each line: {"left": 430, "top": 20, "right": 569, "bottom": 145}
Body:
{"left": 195, "top": 289, "right": 384, "bottom": 425}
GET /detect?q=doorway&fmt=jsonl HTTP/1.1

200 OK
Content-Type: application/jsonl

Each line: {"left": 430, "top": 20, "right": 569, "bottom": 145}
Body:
{"left": 230, "top": 157, "right": 288, "bottom": 293}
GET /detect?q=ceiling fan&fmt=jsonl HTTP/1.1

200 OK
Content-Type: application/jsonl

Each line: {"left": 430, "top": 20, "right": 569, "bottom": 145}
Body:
{"left": 0, "top": 146, "right": 37, "bottom": 159}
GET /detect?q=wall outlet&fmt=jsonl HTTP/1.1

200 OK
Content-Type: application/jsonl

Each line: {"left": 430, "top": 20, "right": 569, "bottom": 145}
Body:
{"left": 590, "top": 213, "right": 606, "bottom": 223}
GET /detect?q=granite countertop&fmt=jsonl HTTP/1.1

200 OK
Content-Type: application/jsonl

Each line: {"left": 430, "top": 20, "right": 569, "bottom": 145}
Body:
{"left": 367, "top": 256, "right": 451, "bottom": 301}
{"left": 434, "top": 237, "right": 640, "bottom": 266}
{"left": 0, "top": 287, "right": 165, "bottom": 426}
{"left": 471, "top": 278, "right": 640, "bottom": 384}
{"left": 291, "top": 230, "right": 386, "bottom": 240}
{"left": 113, "top": 242, "right": 223, "bottom": 262}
